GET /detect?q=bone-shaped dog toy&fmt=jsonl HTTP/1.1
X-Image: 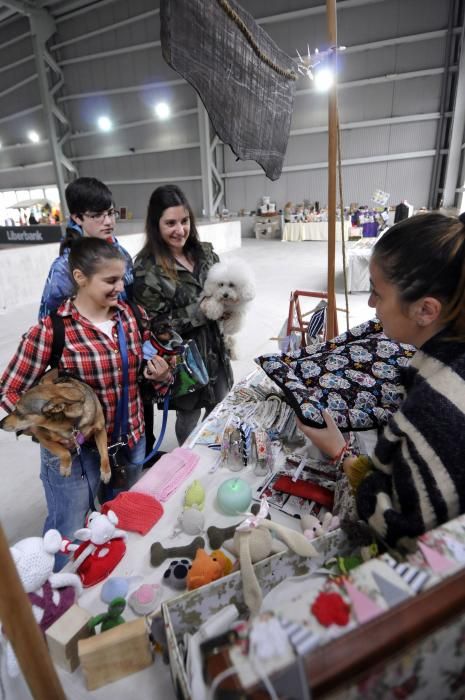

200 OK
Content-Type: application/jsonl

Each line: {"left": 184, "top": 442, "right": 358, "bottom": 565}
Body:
{"left": 207, "top": 504, "right": 270, "bottom": 550}
{"left": 207, "top": 524, "right": 238, "bottom": 551}
{"left": 150, "top": 536, "right": 205, "bottom": 567}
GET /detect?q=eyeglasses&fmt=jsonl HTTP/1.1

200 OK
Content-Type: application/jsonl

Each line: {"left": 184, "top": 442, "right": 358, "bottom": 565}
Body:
{"left": 82, "top": 208, "right": 119, "bottom": 223}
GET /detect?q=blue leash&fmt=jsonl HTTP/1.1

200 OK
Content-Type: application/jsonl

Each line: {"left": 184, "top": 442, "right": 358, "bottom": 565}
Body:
{"left": 112, "top": 314, "right": 129, "bottom": 448}
{"left": 115, "top": 312, "right": 170, "bottom": 467}
{"left": 142, "top": 394, "right": 170, "bottom": 465}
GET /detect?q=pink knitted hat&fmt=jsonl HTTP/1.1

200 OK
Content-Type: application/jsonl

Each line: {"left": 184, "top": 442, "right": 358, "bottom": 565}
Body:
{"left": 101, "top": 492, "right": 164, "bottom": 535}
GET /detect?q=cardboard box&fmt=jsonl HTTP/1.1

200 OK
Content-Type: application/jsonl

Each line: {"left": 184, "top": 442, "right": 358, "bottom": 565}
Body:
{"left": 162, "top": 516, "right": 465, "bottom": 699}
{"left": 161, "top": 528, "right": 348, "bottom": 699}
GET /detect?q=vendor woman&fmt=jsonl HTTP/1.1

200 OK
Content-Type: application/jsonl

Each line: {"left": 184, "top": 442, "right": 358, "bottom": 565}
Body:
{"left": 299, "top": 212, "right": 465, "bottom": 549}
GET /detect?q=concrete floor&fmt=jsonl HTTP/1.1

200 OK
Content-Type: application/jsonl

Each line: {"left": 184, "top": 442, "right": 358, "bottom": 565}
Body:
{"left": 0, "top": 238, "right": 371, "bottom": 545}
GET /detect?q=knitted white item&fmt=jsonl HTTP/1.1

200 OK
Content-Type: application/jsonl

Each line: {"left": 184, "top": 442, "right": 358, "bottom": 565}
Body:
{"left": 6, "top": 530, "right": 82, "bottom": 677}
{"left": 180, "top": 508, "right": 205, "bottom": 535}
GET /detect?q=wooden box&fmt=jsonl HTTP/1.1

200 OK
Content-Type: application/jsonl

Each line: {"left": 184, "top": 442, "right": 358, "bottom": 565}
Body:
{"left": 78, "top": 618, "right": 153, "bottom": 690}
{"left": 45, "top": 604, "right": 93, "bottom": 673}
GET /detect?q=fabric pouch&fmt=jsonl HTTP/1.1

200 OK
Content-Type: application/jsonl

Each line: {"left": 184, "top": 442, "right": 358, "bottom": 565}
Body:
{"left": 273, "top": 475, "right": 334, "bottom": 510}
{"left": 172, "top": 340, "right": 209, "bottom": 398}
{"left": 255, "top": 318, "right": 416, "bottom": 431}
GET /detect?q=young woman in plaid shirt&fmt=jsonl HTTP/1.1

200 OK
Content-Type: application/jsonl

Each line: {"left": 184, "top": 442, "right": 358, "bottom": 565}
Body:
{"left": 0, "top": 238, "right": 170, "bottom": 569}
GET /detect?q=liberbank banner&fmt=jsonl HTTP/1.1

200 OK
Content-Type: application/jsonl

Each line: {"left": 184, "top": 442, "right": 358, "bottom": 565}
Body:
{"left": 0, "top": 225, "right": 63, "bottom": 245}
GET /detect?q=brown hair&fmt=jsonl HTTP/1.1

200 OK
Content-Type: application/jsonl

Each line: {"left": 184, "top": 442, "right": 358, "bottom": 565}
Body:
{"left": 68, "top": 237, "right": 125, "bottom": 290}
{"left": 135, "top": 184, "right": 202, "bottom": 279}
{"left": 372, "top": 213, "right": 465, "bottom": 339}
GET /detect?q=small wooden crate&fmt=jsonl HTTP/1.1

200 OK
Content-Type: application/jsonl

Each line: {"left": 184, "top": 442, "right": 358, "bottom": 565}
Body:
{"left": 45, "top": 604, "right": 94, "bottom": 673}
{"left": 78, "top": 618, "right": 153, "bottom": 690}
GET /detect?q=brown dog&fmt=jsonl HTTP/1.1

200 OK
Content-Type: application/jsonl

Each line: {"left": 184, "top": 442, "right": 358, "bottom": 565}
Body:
{"left": 0, "top": 369, "right": 111, "bottom": 483}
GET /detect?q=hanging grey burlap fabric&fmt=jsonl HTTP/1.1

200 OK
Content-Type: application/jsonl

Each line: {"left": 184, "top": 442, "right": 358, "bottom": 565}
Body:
{"left": 160, "top": 0, "right": 297, "bottom": 181}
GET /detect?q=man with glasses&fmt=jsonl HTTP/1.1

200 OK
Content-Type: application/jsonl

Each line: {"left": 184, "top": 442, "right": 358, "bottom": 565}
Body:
{"left": 39, "top": 177, "right": 133, "bottom": 319}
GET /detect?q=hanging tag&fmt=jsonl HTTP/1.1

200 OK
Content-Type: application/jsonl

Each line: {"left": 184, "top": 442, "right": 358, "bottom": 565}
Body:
{"left": 75, "top": 431, "right": 86, "bottom": 445}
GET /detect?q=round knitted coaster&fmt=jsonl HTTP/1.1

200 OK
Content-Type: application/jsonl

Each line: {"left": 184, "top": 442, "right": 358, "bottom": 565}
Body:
{"left": 101, "top": 492, "right": 164, "bottom": 534}
{"left": 128, "top": 583, "right": 162, "bottom": 615}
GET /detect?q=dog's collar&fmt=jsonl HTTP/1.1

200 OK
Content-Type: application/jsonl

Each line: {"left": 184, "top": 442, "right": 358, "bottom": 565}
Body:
{"left": 149, "top": 336, "right": 182, "bottom": 356}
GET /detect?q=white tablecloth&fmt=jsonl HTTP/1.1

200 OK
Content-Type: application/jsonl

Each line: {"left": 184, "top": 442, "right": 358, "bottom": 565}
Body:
{"left": 282, "top": 220, "right": 351, "bottom": 241}
{"left": 346, "top": 239, "right": 377, "bottom": 292}
{"left": 5, "top": 374, "right": 302, "bottom": 700}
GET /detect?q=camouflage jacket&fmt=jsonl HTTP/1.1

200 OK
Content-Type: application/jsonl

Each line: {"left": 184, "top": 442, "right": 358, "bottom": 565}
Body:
{"left": 133, "top": 242, "right": 233, "bottom": 408}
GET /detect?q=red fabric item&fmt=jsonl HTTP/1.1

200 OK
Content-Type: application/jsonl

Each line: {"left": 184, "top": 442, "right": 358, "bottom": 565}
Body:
{"left": 273, "top": 475, "right": 334, "bottom": 509}
{"left": 311, "top": 591, "right": 351, "bottom": 627}
{"left": 101, "top": 492, "right": 164, "bottom": 535}
{"left": 73, "top": 538, "right": 126, "bottom": 587}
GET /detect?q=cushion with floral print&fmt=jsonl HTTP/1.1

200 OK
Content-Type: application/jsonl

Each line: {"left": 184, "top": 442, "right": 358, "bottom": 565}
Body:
{"left": 255, "top": 319, "right": 416, "bottom": 430}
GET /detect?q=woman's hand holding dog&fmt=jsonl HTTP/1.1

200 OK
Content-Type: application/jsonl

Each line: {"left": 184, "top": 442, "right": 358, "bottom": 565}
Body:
{"left": 144, "top": 356, "right": 171, "bottom": 383}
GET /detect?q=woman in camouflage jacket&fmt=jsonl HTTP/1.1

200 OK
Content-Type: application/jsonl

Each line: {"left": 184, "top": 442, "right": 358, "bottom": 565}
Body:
{"left": 133, "top": 185, "right": 233, "bottom": 445}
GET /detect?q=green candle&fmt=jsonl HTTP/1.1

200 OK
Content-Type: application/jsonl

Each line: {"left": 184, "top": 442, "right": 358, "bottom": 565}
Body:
{"left": 217, "top": 478, "right": 252, "bottom": 515}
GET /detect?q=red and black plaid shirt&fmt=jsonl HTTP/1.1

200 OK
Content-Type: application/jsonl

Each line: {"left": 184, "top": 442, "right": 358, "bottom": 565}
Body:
{"left": 0, "top": 299, "right": 147, "bottom": 447}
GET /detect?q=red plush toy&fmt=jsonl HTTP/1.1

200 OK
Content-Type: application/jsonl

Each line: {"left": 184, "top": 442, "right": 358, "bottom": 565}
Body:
{"left": 63, "top": 511, "right": 127, "bottom": 587}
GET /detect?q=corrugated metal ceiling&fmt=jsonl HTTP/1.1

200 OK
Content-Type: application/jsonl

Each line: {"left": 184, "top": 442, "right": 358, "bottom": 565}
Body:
{"left": 0, "top": 0, "right": 106, "bottom": 25}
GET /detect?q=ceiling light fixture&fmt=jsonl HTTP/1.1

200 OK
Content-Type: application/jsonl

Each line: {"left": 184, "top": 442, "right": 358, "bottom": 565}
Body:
{"left": 97, "top": 116, "right": 112, "bottom": 132}
{"left": 155, "top": 102, "right": 170, "bottom": 119}
{"left": 28, "top": 130, "right": 40, "bottom": 143}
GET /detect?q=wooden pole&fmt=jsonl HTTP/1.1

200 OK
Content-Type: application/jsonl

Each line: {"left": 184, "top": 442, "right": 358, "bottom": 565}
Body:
{"left": 326, "top": 0, "right": 338, "bottom": 340}
{"left": 0, "top": 522, "right": 66, "bottom": 700}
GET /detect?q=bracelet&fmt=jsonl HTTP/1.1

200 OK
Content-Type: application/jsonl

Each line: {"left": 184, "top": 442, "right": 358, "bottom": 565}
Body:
{"left": 330, "top": 443, "right": 350, "bottom": 469}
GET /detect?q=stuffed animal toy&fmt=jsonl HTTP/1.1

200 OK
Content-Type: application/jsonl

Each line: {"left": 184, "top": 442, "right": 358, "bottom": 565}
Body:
{"left": 151, "top": 536, "right": 205, "bottom": 567}
{"left": 177, "top": 507, "right": 205, "bottom": 536}
{"left": 227, "top": 498, "right": 319, "bottom": 617}
{"left": 163, "top": 559, "right": 192, "bottom": 590}
{"left": 186, "top": 548, "right": 233, "bottom": 591}
{"left": 301, "top": 512, "right": 340, "bottom": 541}
{"left": 88, "top": 597, "right": 126, "bottom": 633}
{"left": 4, "top": 529, "right": 82, "bottom": 677}
{"left": 184, "top": 480, "right": 205, "bottom": 510}
{"left": 63, "top": 510, "right": 127, "bottom": 587}
{"left": 199, "top": 259, "right": 255, "bottom": 357}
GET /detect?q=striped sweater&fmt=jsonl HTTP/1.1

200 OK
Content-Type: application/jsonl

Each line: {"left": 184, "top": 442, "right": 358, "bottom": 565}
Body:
{"left": 356, "top": 329, "right": 465, "bottom": 547}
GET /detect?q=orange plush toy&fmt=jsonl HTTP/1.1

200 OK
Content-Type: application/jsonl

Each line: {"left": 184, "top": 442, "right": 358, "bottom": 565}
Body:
{"left": 186, "top": 549, "right": 233, "bottom": 590}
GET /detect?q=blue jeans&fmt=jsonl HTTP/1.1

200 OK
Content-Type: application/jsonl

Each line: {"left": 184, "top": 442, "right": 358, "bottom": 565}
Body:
{"left": 40, "top": 437, "right": 145, "bottom": 570}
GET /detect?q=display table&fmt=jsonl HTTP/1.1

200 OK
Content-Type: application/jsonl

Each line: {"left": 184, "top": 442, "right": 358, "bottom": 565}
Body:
{"left": 282, "top": 220, "right": 351, "bottom": 241}
{"left": 4, "top": 371, "right": 310, "bottom": 700}
{"left": 346, "top": 238, "right": 377, "bottom": 293}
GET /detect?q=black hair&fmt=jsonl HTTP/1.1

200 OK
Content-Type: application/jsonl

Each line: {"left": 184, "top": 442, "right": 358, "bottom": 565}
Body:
{"left": 60, "top": 177, "right": 114, "bottom": 255}
{"left": 135, "top": 184, "right": 202, "bottom": 278}
{"left": 372, "top": 213, "right": 465, "bottom": 338}
{"left": 68, "top": 237, "right": 125, "bottom": 287}
{"left": 65, "top": 177, "right": 113, "bottom": 216}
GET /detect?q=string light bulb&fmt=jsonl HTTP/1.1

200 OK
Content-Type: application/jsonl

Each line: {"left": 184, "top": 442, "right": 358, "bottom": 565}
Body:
{"left": 296, "top": 45, "right": 346, "bottom": 90}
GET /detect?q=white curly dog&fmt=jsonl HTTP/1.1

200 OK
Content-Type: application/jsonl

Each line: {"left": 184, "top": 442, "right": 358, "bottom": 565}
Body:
{"left": 200, "top": 259, "right": 256, "bottom": 358}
